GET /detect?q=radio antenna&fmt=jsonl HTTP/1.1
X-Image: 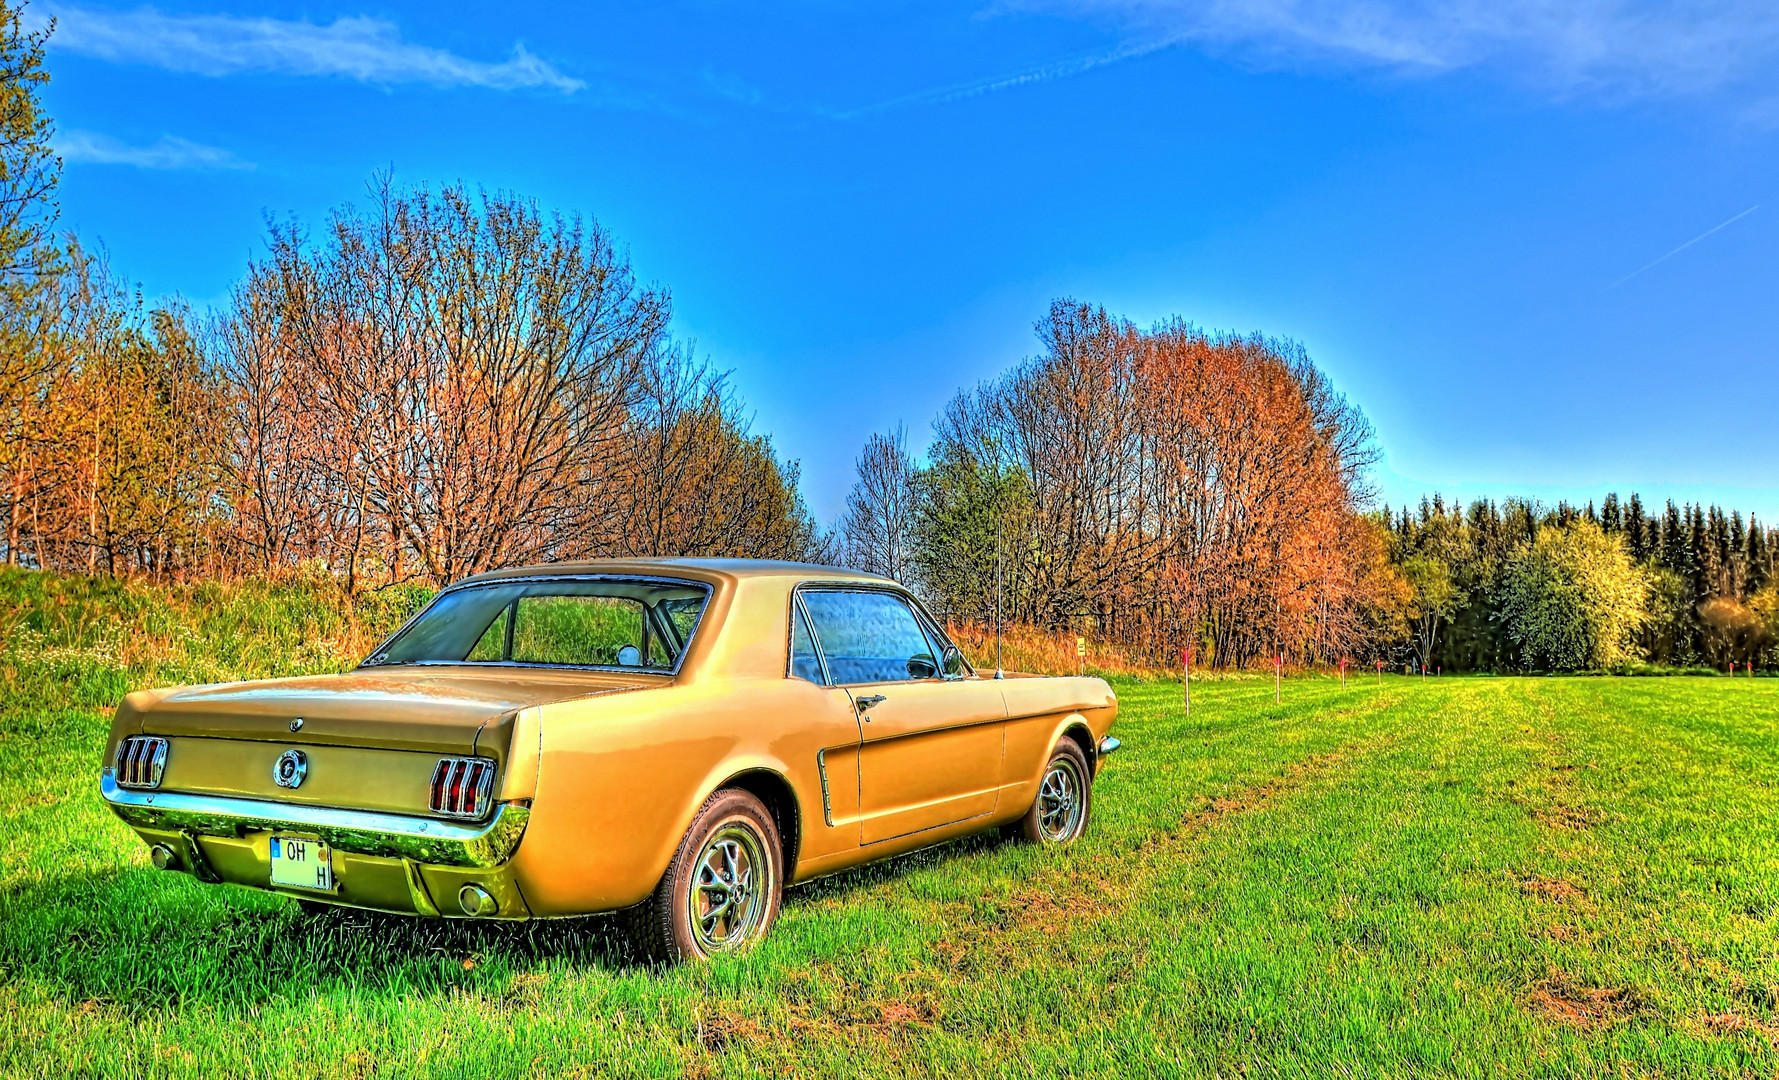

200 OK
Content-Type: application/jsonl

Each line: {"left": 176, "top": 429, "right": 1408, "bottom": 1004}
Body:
{"left": 994, "top": 519, "right": 1004, "bottom": 679}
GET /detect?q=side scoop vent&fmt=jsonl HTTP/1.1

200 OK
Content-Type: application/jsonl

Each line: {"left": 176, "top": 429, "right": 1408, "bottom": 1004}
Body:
{"left": 115, "top": 736, "right": 169, "bottom": 789}
{"left": 429, "top": 757, "right": 496, "bottom": 820}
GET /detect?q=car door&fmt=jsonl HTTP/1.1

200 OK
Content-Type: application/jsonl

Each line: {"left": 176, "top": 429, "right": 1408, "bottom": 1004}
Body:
{"left": 783, "top": 594, "right": 867, "bottom": 862}
{"left": 799, "top": 587, "right": 1005, "bottom": 845}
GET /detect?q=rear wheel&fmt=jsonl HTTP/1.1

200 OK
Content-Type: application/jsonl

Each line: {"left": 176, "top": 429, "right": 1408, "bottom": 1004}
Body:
{"left": 628, "top": 788, "right": 784, "bottom": 964}
{"left": 1018, "top": 739, "right": 1092, "bottom": 844}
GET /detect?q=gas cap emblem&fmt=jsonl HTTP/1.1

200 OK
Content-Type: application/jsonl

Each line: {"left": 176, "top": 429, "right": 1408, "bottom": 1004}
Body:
{"left": 273, "top": 749, "right": 308, "bottom": 788}
{"left": 289, "top": 717, "right": 304, "bottom": 732}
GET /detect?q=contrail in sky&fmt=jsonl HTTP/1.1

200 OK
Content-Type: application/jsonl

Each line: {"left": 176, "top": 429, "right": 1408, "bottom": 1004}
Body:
{"left": 835, "top": 39, "right": 1171, "bottom": 119}
{"left": 1608, "top": 204, "right": 1760, "bottom": 288}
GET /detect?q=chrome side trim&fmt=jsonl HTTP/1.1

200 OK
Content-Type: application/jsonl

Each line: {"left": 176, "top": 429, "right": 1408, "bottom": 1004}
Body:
{"left": 100, "top": 768, "right": 529, "bottom": 869}
{"left": 816, "top": 749, "right": 834, "bottom": 827}
{"left": 1098, "top": 736, "right": 1122, "bottom": 757}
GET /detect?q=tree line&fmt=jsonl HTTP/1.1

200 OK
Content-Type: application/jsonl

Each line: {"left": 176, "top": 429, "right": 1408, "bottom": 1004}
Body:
{"left": 834, "top": 302, "right": 1778, "bottom": 672}
{"left": 1382, "top": 494, "right": 1776, "bottom": 672}
{"left": 4, "top": 179, "right": 825, "bottom": 585}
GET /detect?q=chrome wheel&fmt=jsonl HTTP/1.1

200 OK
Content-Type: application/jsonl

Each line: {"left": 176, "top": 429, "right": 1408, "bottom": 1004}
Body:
{"left": 688, "top": 825, "right": 770, "bottom": 953}
{"left": 1037, "top": 756, "right": 1086, "bottom": 841}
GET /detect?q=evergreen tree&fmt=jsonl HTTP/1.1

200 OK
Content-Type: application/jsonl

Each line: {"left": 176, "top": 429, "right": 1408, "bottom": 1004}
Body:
{"left": 1747, "top": 520, "right": 1770, "bottom": 592}
{"left": 1601, "top": 493, "right": 1621, "bottom": 533}
{"left": 1709, "top": 507, "right": 1732, "bottom": 596}
{"left": 1730, "top": 511, "right": 1748, "bottom": 597}
{"left": 1689, "top": 504, "right": 1716, "bottom": 599}
{"left": 1661, "top": 501, "right": 1686, "bottom": 575}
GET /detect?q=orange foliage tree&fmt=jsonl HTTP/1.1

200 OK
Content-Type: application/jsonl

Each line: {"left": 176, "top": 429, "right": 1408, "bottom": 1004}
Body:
{"left": 855, "top": 299, "right": 1395, "bottom": 669}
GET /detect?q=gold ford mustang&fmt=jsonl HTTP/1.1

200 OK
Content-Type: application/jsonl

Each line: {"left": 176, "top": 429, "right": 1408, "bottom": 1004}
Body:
{"left": 101, "top": 559, "right": 1120, "bottom": 962}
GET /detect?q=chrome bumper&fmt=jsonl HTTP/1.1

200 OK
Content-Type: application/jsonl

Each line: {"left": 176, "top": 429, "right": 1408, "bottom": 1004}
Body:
{"left": 99, "top": 768, "right": 530, "bottom": 869}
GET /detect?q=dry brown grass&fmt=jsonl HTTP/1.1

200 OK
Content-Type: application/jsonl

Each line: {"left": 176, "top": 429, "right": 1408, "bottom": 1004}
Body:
{"left": 1697, "top": 1011, "right": 1779, "bottom": 1046}
{"left": 946, "top": 619, "right": 1370, "bottom": 682}
{"left": 1519, "top": 875, "right": 1590, "bottom": 906}
{"left": 1523, "top": 970, "right": 1644, "bottom": 1029}
{"left": 947, "top": 619, "right": 1168, "bottom": 679}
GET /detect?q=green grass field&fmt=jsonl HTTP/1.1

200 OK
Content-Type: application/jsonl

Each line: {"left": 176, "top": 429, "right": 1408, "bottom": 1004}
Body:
{"left": 2, "top": 574, "right": 1777, "bottom": 1077}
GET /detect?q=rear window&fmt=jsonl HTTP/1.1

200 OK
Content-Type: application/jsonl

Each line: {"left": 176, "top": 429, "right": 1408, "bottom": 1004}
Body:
{"left": 365, "top": 578, "right": 710, "bottom": 672}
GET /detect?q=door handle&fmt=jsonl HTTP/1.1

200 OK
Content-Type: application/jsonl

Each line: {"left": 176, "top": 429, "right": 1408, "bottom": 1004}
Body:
{"left": 854, "top": 694, "right": 886, "bottom": 720}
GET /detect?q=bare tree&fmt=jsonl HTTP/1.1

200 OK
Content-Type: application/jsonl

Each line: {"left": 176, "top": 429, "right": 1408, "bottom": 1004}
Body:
{"left": 219, "top": 177, "right": 824, "bottom": 586}
{"left": 227, "top": 178, "right": 670, "bottom": 584}
{"left": 610, "top": 343, "right": 824, "bottom": 562}
{"left": 840, "top": 424, "right": 916, "bottom": 580}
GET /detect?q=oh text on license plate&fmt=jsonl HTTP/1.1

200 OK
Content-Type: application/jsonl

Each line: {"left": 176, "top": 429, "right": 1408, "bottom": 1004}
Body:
{"left": 269, "top": 835, "right": 333, "bottom": 891}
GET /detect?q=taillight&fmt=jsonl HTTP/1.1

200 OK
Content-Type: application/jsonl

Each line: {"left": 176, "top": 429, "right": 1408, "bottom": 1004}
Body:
{"left": 114, "top": 736, "right": 169, "bottom": 789}
{"left": 429, "top": 757, "right": 495, "bottom": 819}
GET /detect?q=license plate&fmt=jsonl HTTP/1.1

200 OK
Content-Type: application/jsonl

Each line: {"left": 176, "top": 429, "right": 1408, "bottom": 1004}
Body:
{"left": 269, "top": 835, "right": 334, "bottom": 891}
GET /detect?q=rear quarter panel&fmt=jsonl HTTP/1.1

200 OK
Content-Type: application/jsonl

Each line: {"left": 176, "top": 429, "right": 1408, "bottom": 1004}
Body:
{"left": 512, "top": 677, "right": 855, "bottom": 915}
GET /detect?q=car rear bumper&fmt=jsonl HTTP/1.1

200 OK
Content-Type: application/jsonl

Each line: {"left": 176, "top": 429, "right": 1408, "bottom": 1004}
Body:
{"left": 100, "top": 768, "right": 533, "bottom": 918}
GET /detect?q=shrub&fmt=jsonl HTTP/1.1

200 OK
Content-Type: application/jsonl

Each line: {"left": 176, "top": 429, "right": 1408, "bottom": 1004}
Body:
{"left": 1496, "top": 522, "right": 1647, "bottom": 671}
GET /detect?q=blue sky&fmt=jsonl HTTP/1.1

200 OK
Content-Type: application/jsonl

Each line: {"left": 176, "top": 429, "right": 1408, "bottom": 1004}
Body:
{"left": 38, "top": 0, "right": 1779, "bottom": 525}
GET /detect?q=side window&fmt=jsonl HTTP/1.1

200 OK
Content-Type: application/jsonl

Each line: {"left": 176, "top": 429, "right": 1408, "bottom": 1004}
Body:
{"left": 800, "top": 590, "right": 939, "bottom": 685}
{"left": 789, "top": 603, "right": 825, "bottom": 684}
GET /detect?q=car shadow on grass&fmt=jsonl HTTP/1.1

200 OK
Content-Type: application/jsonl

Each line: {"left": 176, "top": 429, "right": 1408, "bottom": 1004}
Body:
{"left": 2, "top": 829, "right": 1023, "bottom": 1009}
{"left": 0, "top": 866, "right": 641, "bottom": 1008}
{"left": 784, "top": 828, "right": 1012, "bottom": 907}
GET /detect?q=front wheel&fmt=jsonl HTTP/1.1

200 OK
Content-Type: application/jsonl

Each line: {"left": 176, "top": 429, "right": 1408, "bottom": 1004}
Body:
{"left": 1017, "top": 739, "right": 1093, "bottom": 844}
{"left": 628, "top": 788, "right": 784, "bottom": 964}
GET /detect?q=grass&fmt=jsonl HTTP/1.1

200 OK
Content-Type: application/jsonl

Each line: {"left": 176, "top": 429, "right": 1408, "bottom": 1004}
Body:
{"left": 2, "top": 571, "right": 1778, "bottom": 1077}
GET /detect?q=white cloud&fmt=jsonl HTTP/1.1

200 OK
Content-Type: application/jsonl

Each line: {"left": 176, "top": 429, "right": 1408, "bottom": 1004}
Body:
{"left": 1007, "top": 0, "right": 1779, "bottom": 99}
{"left": 42, "top": 6, "right": 584, "bottom": 92}
{"left": 56, "top": 129, "right": 254, "bottom": 170}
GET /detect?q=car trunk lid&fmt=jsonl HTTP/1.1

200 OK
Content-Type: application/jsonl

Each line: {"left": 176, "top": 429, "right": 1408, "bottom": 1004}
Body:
{"left": 137, "top": 666, "right": 656, "bottom": 754}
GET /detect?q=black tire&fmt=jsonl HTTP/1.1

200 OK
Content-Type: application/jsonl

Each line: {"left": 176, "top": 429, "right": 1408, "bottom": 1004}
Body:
{"left": 1017, "top": 739, "right": 1093, "bottom": 844}
{"left": 628, "top": 788, "right": 784, "bottom": 964}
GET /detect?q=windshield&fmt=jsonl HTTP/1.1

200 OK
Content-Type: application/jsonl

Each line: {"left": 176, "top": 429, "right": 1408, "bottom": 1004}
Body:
{"left": 364, "top": 578, "right": 710, "bottom": 672}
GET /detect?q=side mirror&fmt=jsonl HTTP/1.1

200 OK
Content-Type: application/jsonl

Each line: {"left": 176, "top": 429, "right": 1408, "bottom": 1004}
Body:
{"left": 906, "top": 655, "right": 939, "bottom": 680}
{"left": 941, "top": 644, "right": 968, "bottom": 678}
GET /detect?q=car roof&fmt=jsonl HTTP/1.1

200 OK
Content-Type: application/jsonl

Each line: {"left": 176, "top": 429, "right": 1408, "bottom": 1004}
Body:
{"left": 453, "top": 557, "right": 895, "bottom": 588}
